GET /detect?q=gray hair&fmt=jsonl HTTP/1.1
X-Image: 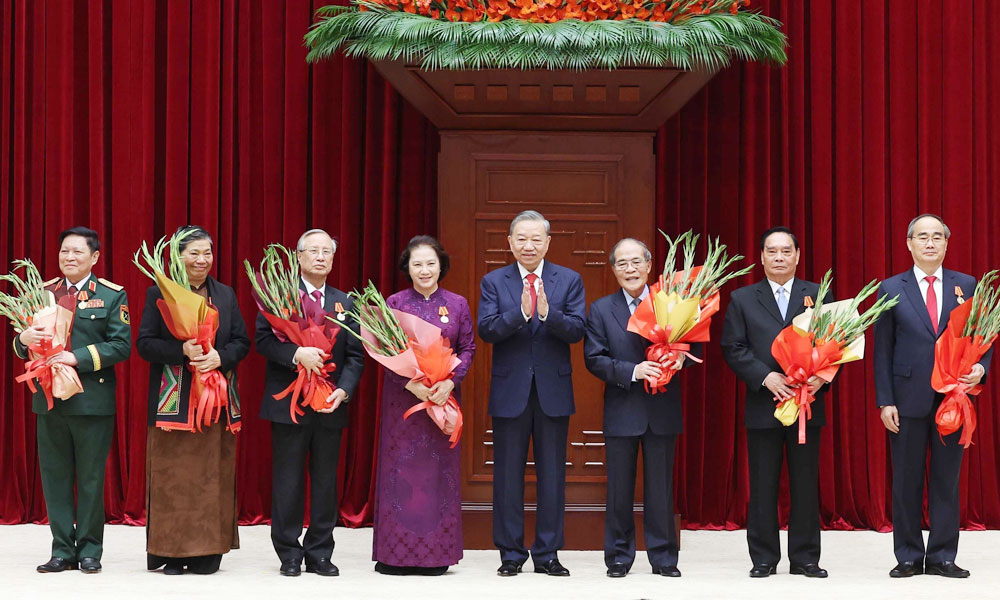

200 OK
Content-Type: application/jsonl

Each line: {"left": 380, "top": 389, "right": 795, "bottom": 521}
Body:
{"left": 906, "top": 214, "right": 951, "bottom": 239}
{"left": 296, "top": 229, "right": 337, "bottom": 252}
{"left": 609, "top": 238, "right": 652, "bottom": 265}
{"left": 509, "top": 210, "right": 550, "bottom": 236}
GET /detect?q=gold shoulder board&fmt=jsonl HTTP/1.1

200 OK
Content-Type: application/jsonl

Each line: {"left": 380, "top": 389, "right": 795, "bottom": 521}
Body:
{"left": 97, "top": 277, "right": 124, "bottom": 292}
{"left": 42, "top": 277, "right": 60, "bottom": 287}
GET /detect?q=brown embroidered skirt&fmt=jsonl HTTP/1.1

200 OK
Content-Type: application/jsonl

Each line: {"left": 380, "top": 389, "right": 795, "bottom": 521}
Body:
{"left": 146, "top": 422, "right": 239, "bottom": 557}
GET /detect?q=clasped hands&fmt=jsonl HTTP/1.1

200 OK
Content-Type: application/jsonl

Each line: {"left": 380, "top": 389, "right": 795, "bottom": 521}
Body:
{"left": 879, "top": 363, "right": 985, "bottom": 434}
{"left": 292, "top": 346, "right": 345, "bottom": 413}
{"left": 521, "top": 278, "right": 549, "bottom": 319}
{"left": 19, "top": 325, "right": 78, "bottom": 367}
{"left": 764, "top": 371, "right": 824, "bottom": 402}
{"left": 633, "top": 355, "right": 685, "bottom": 386}
{"left": 182, "top": 339, "right": 221, "bottom": 372}
{"left": 406, "top": 378, "right": 455, "bottom": 406}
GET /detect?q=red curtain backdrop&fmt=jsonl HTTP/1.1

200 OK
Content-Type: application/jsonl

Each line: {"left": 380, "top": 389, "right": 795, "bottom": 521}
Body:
{"left": 2, "top": 0, "right": 1000, "bottom": 532}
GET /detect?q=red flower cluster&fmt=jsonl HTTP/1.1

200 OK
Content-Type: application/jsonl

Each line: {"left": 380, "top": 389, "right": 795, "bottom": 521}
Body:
{"left": 363, "top": 0, "right": 751, "bottom": 23}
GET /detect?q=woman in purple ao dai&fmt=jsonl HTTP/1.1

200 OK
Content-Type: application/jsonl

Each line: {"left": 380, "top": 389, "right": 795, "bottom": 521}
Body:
{"left": 373, "top": 236, "right": 475, "bottom": 575}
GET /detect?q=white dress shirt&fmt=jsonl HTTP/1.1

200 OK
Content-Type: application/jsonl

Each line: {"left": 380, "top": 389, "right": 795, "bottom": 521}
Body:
{"left": 623, "top": 285, "right": 650, "bottom": 315}
{"left": 65, "top": 272, "right": 92, "bottom": 293}
{"left": 626, "top": 285, "right": 650, "bottom": 382}
{"left": 302, "top": 278, "right": 326, "bottom": 309}
{"left": 766, "top": 277, "right": 794, "bottom": 309}
{"left": 517, "top": 260, "right": 546, "bottom": 321}
{"left": 913, "top": 265, "right": 943, "bottom": 323}
{"left": 762, "top": 278, "right": 794, "bottom": 387}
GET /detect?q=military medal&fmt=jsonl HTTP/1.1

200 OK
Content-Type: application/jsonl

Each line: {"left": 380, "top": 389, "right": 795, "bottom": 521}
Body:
{"left": 77, "top": 290, "right": 90, "bottom": 309}
{"left": 439, "top": 306, "right": 449, "bottom": 324}
{"left": 804, "top": 296, "right": 814, "bottom": 308}
{"left": 335, "top": 302, "right": 346, "bottom": 321}
{"left": 956, "top": 286, "right": 965, "bottom": 304}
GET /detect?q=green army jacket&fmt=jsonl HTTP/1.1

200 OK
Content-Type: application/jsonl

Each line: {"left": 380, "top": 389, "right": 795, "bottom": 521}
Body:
{"left": 12, "top": 275, "right": 132, "bottom": 415}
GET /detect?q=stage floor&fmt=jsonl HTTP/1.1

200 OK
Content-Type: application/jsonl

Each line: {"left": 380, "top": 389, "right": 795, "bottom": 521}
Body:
{"left": 2, "top": 525, "right": 995, "bottom": 599}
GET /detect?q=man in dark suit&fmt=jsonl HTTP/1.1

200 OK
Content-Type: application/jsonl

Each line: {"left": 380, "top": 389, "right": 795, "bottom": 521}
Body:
{"left": 13, "top": 227, "right": 131, "bottom": 574}
{"left": 874, "top": 214, "right": 990, "bottom": 579}
{"left": 478, "top": 210, "right": 586, "bottom": 577}
{"left": 721, "top": 226, "right": 830, "bottom": 579}
{"left": 584, "top": 237, "right": 691, "bottom": 578}
{"left": 256, "top": 229, "right": 365, "bottom": 577}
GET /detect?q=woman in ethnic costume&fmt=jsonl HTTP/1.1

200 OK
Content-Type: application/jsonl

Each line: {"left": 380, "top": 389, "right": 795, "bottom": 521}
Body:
{"left": 373, "top": 236, "right": 475, "bottom": 575}
{"left": 137, "top": 226, "right": 250, "bottom": 575}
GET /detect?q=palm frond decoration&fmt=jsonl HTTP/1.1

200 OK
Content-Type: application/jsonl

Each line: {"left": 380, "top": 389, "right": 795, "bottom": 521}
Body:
{"left": 304, "top": 1, "right": 787, "bottom": 71}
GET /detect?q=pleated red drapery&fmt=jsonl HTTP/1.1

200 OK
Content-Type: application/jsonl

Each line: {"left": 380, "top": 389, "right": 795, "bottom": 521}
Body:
{"left": 3, "top": 1, "right": 1000, "bottom": 532}
{"left": 0, "top": 0, "right": 437, "bottom": 527}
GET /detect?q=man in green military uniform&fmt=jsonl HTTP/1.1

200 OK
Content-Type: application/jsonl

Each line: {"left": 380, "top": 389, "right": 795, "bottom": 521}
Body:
{"left": 12, "top": 226, "right": 131, "bottom": 574}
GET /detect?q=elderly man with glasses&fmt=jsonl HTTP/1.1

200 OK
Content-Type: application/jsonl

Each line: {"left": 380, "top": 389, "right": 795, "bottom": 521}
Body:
{"left": 584, "top": 238, "right": 695, "bottom": 578}
{"left": 256, "top": 229, "right": 365, "bottom": 577}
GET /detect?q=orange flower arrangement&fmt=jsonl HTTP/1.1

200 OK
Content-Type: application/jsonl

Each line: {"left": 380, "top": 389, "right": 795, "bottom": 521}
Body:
{"left": 305, "top": 0, "right": 785, "bottom": 70}
{"left": 361, "top": 0, "right": 751, "bottom": 23}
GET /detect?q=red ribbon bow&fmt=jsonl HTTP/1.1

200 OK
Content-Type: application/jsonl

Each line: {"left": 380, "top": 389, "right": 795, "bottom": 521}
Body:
{"left": 642, "top": 324, "right": 702, "bottom": 394}
{"left": 15, "top": 339, "right": 66, "bottom": 411}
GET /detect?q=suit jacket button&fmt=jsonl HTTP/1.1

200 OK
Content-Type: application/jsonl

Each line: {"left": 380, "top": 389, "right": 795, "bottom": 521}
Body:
{"left": 99, "top": 378, "right": 105, "bottom": 384}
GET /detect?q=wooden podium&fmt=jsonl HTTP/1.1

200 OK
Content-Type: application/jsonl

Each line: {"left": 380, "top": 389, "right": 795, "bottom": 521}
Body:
{"left": 373, "top": 60, "right": 715, "bottom": 549}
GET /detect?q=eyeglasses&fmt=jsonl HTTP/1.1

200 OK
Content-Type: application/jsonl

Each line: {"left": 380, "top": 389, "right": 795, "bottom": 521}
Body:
{"left": 909, "top": 233, "right": 946, "bottom": 244}
{"left": 300, "top": 247, "right": 334, "bottom": 257}
{"left": 613, "top": 258, "right": 647, "bottom": 271}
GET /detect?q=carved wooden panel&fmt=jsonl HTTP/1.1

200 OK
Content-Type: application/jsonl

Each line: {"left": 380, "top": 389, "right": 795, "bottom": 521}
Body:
{"left": 374, "top": 61, "right": 716, "bottom": 131}
{"left": 439, "top": 132, "right": 654, "bottom": 510}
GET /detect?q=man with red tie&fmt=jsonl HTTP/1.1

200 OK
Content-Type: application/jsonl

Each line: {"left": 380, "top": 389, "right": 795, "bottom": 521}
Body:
{"left": 874, "top": 214, "right": 992, "bottom": 578}
{"left": 478, "top": 210, "right": 586, "bottom": 577}
{"left": 256, "top": 229, "right": 365, "bottom": 577}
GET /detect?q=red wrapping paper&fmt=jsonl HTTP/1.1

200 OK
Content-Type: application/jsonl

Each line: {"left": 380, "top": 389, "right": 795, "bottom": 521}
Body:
{"left": 771, "top": 326, "right": 844, "bottom": 444}
{"left": 931, "top": 300, "right": 993, "bottom": 447}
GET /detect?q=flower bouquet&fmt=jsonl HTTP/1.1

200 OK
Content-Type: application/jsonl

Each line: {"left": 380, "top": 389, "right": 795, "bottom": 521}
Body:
{"left": 245, "top": 245, "right": 341, "bottom": 423}
{"left": 134, "top": 230, "right": 231, "bottom": 432}
{"left": 931, "top": 270, "right": 1000, "bottom": 448}
{"left": 627, "top": 229, "right": 753, "bottom": 393}
{"left": 1, "top": 259, "right": 83, "bottom": 409}
{"left": 339, "top": 282, "right": 463, "bottom": 447}
{"left": 771, "top": 270, "right": 899, "bottom": 443}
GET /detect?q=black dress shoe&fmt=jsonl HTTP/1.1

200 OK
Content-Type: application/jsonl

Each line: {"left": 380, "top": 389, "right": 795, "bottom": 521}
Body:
{"left": 163, "top": 564, "right": 184, "bottom": 575}
{"left": 925, "top": 561, "right": 969, "bottom": 578}
{"left": 749, "top": 564, "right": 777, "bottom": 578}
{"left": 36, "top": 557, "right": 76, "bottom": 573}
{"left": 279, "top": 561, "right": 301, "bottom": 577}
{"left": 80, "top": 558, "right": 102, "bottom": 574}
{"left": 790, "top": 563, "right": 828, "bottom": 578}
{"left": 534, "top": 559, "right": 570, "bottom": 576}
{"left": 607, "top": 563, "right": 629, "bottom": 578}
{"left": 653, "top": 565, "right": 681, "bottom": 577}
{"left": 497, "top": 560, "right": 523, "bottom": 576}
{"left": 889, "top": 561, "right": 923, "bottom": 578}
{"left": 306, "top": 558, "right": 339, "bottom": 576}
